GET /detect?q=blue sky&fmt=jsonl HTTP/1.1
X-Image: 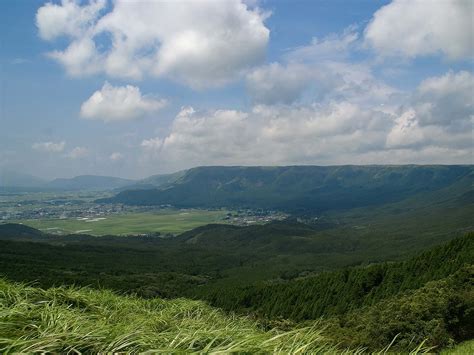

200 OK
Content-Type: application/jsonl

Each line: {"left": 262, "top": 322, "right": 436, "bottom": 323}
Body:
{"left": 0, "top": 0, "right": 472, "bottom": 179}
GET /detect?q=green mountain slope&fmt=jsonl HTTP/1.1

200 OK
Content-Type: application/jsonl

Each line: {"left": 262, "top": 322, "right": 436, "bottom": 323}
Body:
{"left": 100, "top": 165, "right": 473, "bottom": 213}
{"left": 1, "top": 217, "right": 470, "bottom": 300}
{"left": 197, "top": 232, "right": 474, "bottom": 321}
{"left": 116, "top": 170, "right": 186, "bottom": 191}
{"left": 324, "top": 266, "right": 474, "bottom": 351}
{"left": 0, "top": 223, "right": 44, "bottom": 240}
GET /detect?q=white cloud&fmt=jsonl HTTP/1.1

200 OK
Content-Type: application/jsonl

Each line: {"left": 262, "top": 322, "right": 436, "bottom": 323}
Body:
{"left": 48, "top": 37, "right": 101, "bottom": 76}
{"left": 286, "top": 29, "right": 358, "bottom": 63}
{"left": 36, "top": 0, "right": 270, "bottom": 88}
{"left": 365, "top": 0, "right": 473, "bottom": 60}
{"left": 80, "top": 82, "right": 167, "bottom": 122}
{"left": 386, "top": 71, "right": 474, "bottom": 149}
{"left": 386, "top": 109, "right": 425, "bottom": 148}
{"left": 414, "top": 71, "right": 474, "bottom": 130}
{"left": 141, "top": 137, "right": 164, "bottom": 152}
{"left": 32, "top": 141, "right": 66, "bottom": 153}
{"left": 246, "top": 63, "right": 318, "bottom": 104}
{"left": 140, "top": 103, "right": 392, "bottom": 171}
{"left": 246, "top": 30, "right": 399, "bottom": 106}
{"left": 157, "top": 107, "right": 253, "bottom": 163}
{"left": 142, "top": 69, "right": 473, "bottom": 170}
{"left": 66, "top": 146, "right": 89, "bottom": 159}
{"left": 109, "top": 152, "right": 124, "bottom": 161}
{"left": 36, "top": 0, "right": 106, "bottom": 40}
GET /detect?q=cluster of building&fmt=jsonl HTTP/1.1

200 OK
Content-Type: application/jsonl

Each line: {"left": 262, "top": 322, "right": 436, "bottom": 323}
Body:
{"left": 0, "top": 199, "right": 152, "bottom": 221}
{"left": 223, "top": 209, "right": 287, "bottom": 225}
{"left": 1, "top": 193, "right": 287, "bottom": 228}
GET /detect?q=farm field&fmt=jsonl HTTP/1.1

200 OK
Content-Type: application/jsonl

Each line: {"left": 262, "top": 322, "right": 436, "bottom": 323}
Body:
{"left": 14, "top": 209, "right": 231, "bottom": 236}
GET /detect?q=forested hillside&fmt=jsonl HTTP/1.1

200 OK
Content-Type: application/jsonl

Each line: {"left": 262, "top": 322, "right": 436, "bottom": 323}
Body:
{"left": 100, "top": 165, "right": 473, "bottom": 212}
{"left": 1, "top": 221, "right": 471, "bottom": 298}
{"left": 0, "top": 227, "right": 472, "bottom": 351}
{"left": 198, "top": 232, "right": 474, "bottom": 320}
{"left": 325, "top": 266, "right": 474, "bottom": 350}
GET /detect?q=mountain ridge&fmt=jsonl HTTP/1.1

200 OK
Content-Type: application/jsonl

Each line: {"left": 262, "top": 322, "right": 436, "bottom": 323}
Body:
{"left": 99, "top": 165, "right": 474, "bottom": 212}
{"left": 0, "top": 172, "right": 135, "bottom": 191}
{"left": 46, "top": 175, "right": 134, "bottom": 190}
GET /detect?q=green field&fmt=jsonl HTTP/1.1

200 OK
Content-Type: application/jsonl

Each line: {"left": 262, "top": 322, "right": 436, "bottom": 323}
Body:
{"left": 15, "top": 209, "right": 231, "bottom": 235}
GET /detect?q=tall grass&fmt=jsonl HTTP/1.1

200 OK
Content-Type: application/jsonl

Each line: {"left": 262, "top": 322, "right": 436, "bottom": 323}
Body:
{"left": 0, "top": 278, "right": 345, "bottom": 353}
{"left": 441, "top": 340, "right": 474, "bottom": 354}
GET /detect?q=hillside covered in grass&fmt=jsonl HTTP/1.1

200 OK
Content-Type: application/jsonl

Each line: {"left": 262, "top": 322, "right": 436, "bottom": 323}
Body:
{"left": 0, "top": 278, "right": 343, "bottom": 353}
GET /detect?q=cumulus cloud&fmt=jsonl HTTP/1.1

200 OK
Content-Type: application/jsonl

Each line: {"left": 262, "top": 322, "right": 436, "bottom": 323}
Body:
{"left": 246, "top": 63, "right": 316, "bottom": 104}
{"left": 80, "top": 82, "right": 166, "bottom": 121}
{"left": 36, "top": 0, "right": 106, "bottom": 40}
{"left": 141, "top": 137, "right": 164, "bottom": 152}
{"left": 386, "top": 71, "right": 474, "bottom": 149}
{"left": 36, "top": 0, "right": 270, "bottom": 88}
{"left": 48, "top": 37, "right": 101, "bottom": 76}
{"left": 140, "top": 103, "right": 391, "bottom": 170}
{"left": 246, "top": 30, "right": 398, "bottom": 105}
{"left": 66, "top": 146, "right": 89, "bottom": 159}
{"left": 414, "top": 71, "right": 474, "bottom": 130}
{"left": 142, "top": 69, "right": 473, "bottom": 170}
{"left": 386, "top": 109, "right": 425, "bottom": 149}
{"left": 365, "top": 0, "right": 473, "bottom": 60}
{"left": 33, "top": 1, "right": 473, "bottom": 172}
{"left": 32, "top": 141, "right": 66, "bottom": 153}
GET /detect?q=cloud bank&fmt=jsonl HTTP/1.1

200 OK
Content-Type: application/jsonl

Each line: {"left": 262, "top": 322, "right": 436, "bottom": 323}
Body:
{"left": 142, "top": 70, "right": 473, "bottom": 171}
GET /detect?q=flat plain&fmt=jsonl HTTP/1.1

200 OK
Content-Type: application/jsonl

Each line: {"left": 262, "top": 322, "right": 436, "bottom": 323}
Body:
{"left": 14, "top": 209, "right": 231, "bottom": 235}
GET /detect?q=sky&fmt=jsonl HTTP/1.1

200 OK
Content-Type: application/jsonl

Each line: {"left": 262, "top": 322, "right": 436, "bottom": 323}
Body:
{"left": 0, "top": 0, "right": 473, "bottom": 180}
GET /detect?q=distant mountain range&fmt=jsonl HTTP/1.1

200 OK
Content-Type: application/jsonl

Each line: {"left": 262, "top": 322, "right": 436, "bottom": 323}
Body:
{"left": 2, "top": 166, "right": 473, "bottom": 203}
{"left": 99, "top": 165, "right": 474, "bottom": 213}
{"left": 0, "top": 170, "right": 47, "bottom": 188}
{"left": 114, "top": 170, "right": 186, "bottom": 191}
{"left": 45, "top": 175, "right": 134, "bottom": 191}
{"left": 0, "top": 171, "right": 134, "bottom": 191}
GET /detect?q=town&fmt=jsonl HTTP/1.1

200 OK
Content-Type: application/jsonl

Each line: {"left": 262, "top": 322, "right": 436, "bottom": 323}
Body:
{"left": 0, "top": 191, "right": 287, "bottom": 231}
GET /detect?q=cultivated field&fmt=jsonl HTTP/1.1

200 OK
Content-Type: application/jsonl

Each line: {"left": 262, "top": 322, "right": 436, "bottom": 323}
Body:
{"left": 15, "top": 209, "right": 231, "bottom": 235}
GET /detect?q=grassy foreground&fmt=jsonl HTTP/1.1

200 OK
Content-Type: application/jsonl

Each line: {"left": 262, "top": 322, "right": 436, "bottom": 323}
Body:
{"left": 0, "top": 278, "right": 345, "bottom": 353}
{"left": 441, "top": 340, "right": 474, "bottom": 354}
